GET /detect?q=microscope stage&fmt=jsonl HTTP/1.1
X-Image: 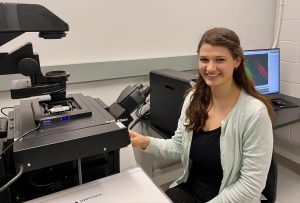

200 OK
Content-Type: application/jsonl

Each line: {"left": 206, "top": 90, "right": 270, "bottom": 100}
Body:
{"left": 7, "top": 93, "right": 130, "bottom": 172}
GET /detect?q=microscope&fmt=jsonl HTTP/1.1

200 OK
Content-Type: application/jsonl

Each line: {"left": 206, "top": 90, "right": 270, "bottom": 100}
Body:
{"left": 0, "top": 3, "right": 150, "bottom": 202}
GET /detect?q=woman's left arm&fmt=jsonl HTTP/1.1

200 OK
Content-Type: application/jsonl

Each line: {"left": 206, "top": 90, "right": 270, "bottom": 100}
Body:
{"left": 209, "top": 106, "right": 273, "bottom": 203}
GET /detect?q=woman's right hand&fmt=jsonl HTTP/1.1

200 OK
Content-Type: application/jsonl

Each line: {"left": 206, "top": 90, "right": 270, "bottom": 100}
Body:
{"left": 128, "top": 130, "right": 150, "bottom": 149}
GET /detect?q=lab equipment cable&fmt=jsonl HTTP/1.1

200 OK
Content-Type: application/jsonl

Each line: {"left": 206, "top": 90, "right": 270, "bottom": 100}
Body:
{"left": 0, "top": 122, "right": 41, "bottom": 156}
{"left": 1, "top": 107, "right": 14, "bottom": 117}
{"left": 135, "top": 98, "right": 150, "bottom": 118}
{"left": 0, "top": 164, "right": 24, "bottom": 192}
{"left": 129, "top": 99, "right": 150, "bottom": 130}
{"left": 30, "top": 169, "right": 54, "bottom": 188}
{"left": 0, "top": 123, "right": 41, "bottom": 192}
{"left": 129, "top": 109, "right": 150, "bottom": 130}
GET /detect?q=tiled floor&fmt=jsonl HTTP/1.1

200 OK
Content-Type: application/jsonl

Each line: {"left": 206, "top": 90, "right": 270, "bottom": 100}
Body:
{"left": 276, "top": 155, "right": 300, "bottom": 203}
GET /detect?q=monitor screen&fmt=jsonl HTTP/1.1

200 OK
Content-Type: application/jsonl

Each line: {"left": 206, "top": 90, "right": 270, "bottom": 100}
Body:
{"left": 243, "top": 48, "right": 280, "bottom": 95}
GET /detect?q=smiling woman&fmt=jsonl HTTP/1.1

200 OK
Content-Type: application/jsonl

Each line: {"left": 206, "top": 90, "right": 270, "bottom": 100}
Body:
{"left": 198, "top": 44, "right": 241, "bottom": 90}
{"left": 129, "top": 27, "right": 274, "bottom": 203}
{"left": 196, "top": 43, "right": 242, "bottom": 132}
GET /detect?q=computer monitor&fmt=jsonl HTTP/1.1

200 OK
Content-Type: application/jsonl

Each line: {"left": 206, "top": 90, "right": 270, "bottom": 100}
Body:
{"left": 243, "top": 48, "right": 280, "bottom": 95}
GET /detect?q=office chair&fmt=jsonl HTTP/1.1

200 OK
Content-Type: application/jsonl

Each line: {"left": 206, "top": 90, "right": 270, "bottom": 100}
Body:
{"left": 261, "top": 154, "right": 278, "bottom": 203}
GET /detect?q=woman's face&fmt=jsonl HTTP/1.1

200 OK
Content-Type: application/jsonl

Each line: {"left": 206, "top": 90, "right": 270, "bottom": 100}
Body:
{"left": 198, "top": 43, "right": 241, "bottom": 88}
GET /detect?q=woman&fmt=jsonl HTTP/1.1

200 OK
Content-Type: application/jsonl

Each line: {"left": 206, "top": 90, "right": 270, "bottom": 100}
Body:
{"left": 129, "top": 27, "right": 274, "bottom": 203}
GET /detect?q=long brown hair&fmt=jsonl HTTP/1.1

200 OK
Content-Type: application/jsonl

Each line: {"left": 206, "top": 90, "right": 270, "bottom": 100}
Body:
{"left": 185, "top": 27, "right": 274, "bottom": 132}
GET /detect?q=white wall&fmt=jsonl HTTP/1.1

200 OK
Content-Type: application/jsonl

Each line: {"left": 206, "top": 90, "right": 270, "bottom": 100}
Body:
{"left": 274, "top": 0, "right": 300, "bottom": 164}
{"left": 278, "top": 0, "right": 300, "bottom": 98}
{"left": 1, "top": 0, "right": 276, "bottom": 66}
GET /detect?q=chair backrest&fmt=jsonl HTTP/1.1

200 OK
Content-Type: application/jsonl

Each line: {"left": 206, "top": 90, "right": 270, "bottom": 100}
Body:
{"left": 261, "top": 154, "right": 277, "bottom": 203}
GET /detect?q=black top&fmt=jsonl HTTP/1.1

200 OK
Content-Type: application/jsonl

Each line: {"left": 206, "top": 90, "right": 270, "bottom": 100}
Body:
{"left": 187, "top": 127, "right": 223, "bottom": 202}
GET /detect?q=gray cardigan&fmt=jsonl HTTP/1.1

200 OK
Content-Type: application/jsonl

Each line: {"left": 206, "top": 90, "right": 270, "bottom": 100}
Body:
{"left": 145, "top": 89, "right": 273, "bottom": 203}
